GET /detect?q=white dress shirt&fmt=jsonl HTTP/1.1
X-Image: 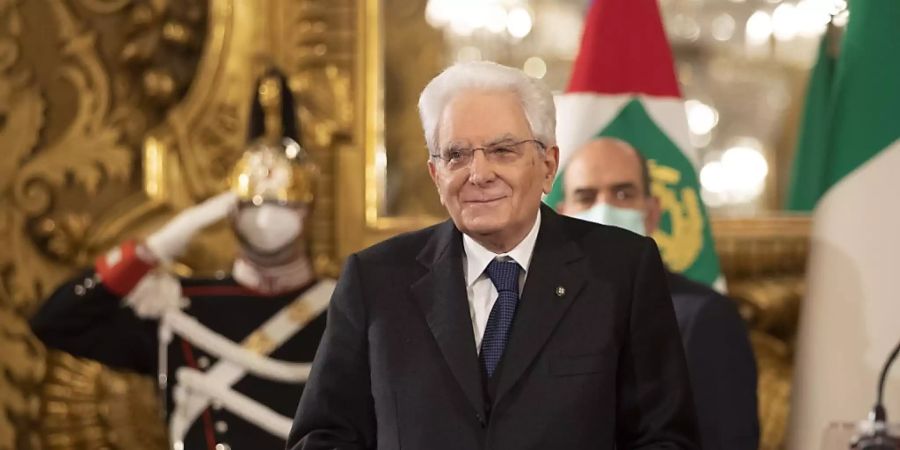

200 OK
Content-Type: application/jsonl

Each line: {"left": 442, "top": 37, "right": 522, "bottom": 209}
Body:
{"left": 462, "top": 212, "right": 541, "bottom": 353}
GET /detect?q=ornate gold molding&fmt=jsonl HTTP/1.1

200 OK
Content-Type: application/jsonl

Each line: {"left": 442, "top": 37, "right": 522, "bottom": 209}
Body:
{"left": 713, "top": 215, "right": 812, "bottom": 281}
{"left": 0, "top": 0, "right": 359, "bottom": 445}
{"left": 333, "top": 0, "right": 447, "bottom": 257}
{"left": 712, "top": 214, "right": 811, "bottom": 450}
{"left": 2, "top": 0, "right": 217, "bottom": 447}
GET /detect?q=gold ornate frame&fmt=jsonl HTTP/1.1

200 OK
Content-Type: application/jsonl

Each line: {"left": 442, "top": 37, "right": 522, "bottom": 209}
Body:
{"left": 1, "top": 1, "right": 357, "bottom": 447}
{"left": 338, "top": 0, "right": 445, "bottom": 256}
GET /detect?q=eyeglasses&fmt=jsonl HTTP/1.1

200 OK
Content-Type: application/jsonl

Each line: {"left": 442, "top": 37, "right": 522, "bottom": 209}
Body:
{"left": 430, "top": 139, "right": 545, "bottom": 170}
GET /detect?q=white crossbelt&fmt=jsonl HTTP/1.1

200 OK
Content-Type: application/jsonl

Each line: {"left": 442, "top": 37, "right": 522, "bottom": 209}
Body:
{"left": 163, "top": 279, "right": 334, "bottom": 445}
{"left": 175, "top": 368, "right": 294, "bottom": 438}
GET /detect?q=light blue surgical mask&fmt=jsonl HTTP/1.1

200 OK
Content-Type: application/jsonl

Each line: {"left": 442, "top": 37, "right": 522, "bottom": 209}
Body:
{"left": 570, "top": 203, "right": 647, "bottom": 236}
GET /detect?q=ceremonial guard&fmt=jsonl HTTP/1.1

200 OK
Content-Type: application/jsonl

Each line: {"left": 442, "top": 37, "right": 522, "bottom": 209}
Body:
{"left": 30, "top": 69, "right": 333, "bottom": 450}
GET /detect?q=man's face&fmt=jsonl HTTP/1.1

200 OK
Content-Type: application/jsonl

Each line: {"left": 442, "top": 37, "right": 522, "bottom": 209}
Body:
{"left": 427, "top": 90, "right": 558, "bottom": 248}
{"left": 559, "top": 139, "right": 660, "bottom": 233}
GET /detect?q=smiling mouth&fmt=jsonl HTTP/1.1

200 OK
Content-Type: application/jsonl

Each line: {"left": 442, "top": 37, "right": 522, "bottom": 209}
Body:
{"left": 464, "top": 196, "right": 506, "bottom": 205}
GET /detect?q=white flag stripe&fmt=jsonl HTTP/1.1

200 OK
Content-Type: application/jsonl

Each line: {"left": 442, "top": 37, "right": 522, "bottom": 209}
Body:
{"left": 555, "top": 93, "right": 631, "bottom": 168}
{"left": 555, "top": 93, "right": 697, "bottom": 170}
{"left": 639, "top": 96, "right": 697, "bottom": 165}
{"left": 787, "top": 139, "right": 900, "bottom": 449}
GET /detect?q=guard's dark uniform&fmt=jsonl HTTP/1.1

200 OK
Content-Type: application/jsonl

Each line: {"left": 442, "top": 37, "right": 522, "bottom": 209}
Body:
{"left": 30, "top": 242, "right": 327, "bottom": 450}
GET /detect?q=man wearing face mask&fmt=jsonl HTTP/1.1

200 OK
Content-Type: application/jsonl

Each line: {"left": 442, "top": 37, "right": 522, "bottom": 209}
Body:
{"left": 557, "top": 137, "right": 759, "bottom": 450}
{"left": 30, "top": 69, "right": 334, "bottom": 450}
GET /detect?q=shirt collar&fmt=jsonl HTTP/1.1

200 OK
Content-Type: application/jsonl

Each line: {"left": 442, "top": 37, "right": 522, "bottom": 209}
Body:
{"left": 462, "top": 211, "right": 541, "bottom": 287}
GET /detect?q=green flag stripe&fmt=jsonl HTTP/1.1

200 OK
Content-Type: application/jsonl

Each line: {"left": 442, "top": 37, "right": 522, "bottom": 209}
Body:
{"left": 827, "top": 0, "right": 900, "bottom": 184}
{"left": 787, "top": 33, "right": 837, "bottom": 212}
{"left": 790, "top": 0, "right": 900, "bottom": 210}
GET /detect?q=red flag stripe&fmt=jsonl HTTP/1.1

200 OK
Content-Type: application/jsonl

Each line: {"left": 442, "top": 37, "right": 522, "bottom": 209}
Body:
{"left": 566, "top": 0, "right": 681, "bottom": 98}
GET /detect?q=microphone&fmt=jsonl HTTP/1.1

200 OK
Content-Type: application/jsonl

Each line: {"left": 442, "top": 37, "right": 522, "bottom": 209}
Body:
{"left": 852, "top": 338, "right": 900, "bottom": 450}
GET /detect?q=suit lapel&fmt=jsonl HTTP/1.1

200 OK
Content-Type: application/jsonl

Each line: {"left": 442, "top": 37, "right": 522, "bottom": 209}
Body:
{"left": 493, "top": 206, "right": 587, "bottom": 405}
{"left": 411, "top": 220, "right": 485, "bottom": 417}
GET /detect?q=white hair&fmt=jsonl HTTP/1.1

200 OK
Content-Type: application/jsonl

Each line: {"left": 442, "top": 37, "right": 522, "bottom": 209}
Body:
{"left": 417, "top": 60, "right": 557, "bottom": 155}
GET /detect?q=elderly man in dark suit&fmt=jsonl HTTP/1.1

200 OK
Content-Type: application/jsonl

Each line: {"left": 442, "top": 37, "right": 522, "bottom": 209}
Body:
{"left": 287, "top": 61, "right": 701, "bottom": 450}
{"left": 557, "top": 137, "right": 759, "bottom": 450}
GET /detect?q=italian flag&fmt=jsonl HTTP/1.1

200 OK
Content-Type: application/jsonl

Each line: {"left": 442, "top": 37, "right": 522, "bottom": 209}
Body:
{"left": 547, "top": 0, "right": 722, "bottom": 287}
{"left": 787, "top": 1, "right": 900, "bottom": 448}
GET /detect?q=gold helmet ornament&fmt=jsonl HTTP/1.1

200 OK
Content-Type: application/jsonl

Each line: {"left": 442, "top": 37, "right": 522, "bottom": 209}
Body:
{"left": 229, "top": 68, "right": 317, "bottom": 205}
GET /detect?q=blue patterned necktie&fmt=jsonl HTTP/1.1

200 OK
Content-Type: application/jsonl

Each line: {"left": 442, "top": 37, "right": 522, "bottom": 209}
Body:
{"left": 479, "top": 259, "right": 521, "bottom": 379}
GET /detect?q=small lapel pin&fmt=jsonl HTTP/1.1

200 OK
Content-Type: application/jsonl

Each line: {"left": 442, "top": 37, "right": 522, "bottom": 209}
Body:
{"left": 555, "top": 286, "right": 566, "bottom": 297}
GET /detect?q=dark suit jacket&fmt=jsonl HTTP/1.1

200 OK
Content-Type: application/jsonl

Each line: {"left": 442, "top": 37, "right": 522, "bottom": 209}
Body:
{"left": 668, "top": 272, "right": 760, "bottom": 450}
{"left": 288, "top": 206, "right": 700, "bottom": 449}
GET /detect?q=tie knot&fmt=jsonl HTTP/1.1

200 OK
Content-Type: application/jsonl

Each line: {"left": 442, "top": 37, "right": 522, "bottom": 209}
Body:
{"left": 485, "top": 259, "right": 520, "bottom": 294}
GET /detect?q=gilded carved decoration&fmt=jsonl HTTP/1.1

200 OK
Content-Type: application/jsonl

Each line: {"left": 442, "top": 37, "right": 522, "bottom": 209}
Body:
{"left": 713, "top": 216, "right": 811, "bottom": 450}
{"left": 380, "top": 0, "right": 445, "bottom": 219}
{"left": 40, "top": 353, "right": 167, "bottom": 450}
{"left": 0, "top": 0, "right": 353, "bottom": 448}
{"left": 337, "top": 0, "right": 447, "bottom": 256}
{"left": 0, "top": 0, "right": 186, "bottom": 446}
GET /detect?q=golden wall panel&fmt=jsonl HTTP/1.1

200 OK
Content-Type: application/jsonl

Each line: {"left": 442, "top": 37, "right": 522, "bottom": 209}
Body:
{"left": 380, "top": 0, "right": 445, "bottom": 218}
{"left": 1, "top": 0, "right": 206, "bottom": 447}
{"left": 1, "top": 0, "right": 355, "bottom": 448}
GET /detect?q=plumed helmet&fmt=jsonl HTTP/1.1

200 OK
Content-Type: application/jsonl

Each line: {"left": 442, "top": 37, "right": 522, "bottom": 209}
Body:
{"left": 229, "top": 68, "right": 317, "bottom": 205}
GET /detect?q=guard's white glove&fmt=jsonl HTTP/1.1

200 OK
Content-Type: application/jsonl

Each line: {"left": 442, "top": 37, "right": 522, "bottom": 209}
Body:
{"left": 144, "top": 192, "right": 238, "bottom": 263}
{"left": 124, "top": 270, "right": 187, "bottom": 319}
